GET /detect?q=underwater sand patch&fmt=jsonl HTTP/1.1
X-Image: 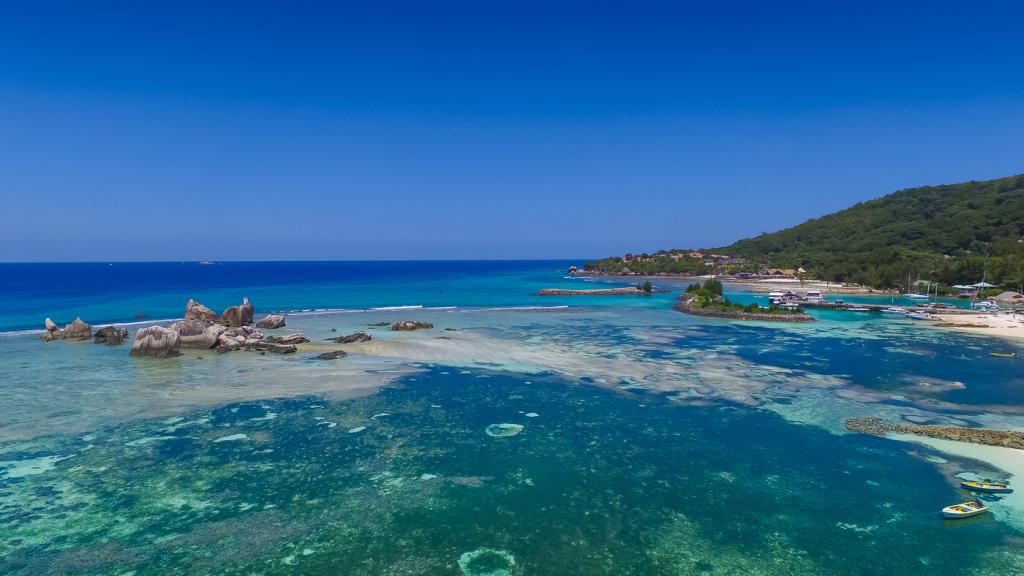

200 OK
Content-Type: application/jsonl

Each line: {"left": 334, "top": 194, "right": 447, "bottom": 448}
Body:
{"left": 485, "top": 423, "right": 524, "bottom": 437}
{"left": 458, "top": 548, "right": 515, "bottom": 576}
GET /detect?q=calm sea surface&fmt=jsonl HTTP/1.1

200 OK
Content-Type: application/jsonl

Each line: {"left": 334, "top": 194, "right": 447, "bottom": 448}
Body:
{"left": 1, "top": 261, "right": 1022, "bottom": 575}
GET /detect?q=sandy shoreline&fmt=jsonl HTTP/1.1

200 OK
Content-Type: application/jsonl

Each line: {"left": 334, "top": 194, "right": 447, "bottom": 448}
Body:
{"left": 926, "top": 312, "right": 1024, "bottom": 343}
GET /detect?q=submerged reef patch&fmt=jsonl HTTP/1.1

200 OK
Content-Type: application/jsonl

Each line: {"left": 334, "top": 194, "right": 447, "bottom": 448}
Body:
{"left": 485, "top": 423, "right": 524, "bottom": 437}
{"left": 1, "top": 367, "right": 1022, "bottom": 575}
{"left": 458, "top": 548, "right": 515, "bottom": 576}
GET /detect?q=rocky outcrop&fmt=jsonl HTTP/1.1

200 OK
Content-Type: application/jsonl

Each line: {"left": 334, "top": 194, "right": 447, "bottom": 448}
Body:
{"left": 256, "top": 314, "right": 286, "bottom": 329}
{"left": 367, "top": 321, "right": 390, "bottom": 327}
{"left": 329, "top": 331, "right": 372, "bottom": 344}
{"left": 267, "top": 333, "right": 309, "bottom": 345}
{"left": 63, "top": 317, "right": 93, "bottom": 339}
{"left": 251, "top": 341, "right": 297, "bottom": 354}
{"left": 42, "top": 317, "right": 62, "bottom": 341}
{"left": 94, "top": 326, "right": 129, "bottom": 345}
{"left": 215, "top": 326, "right": 261, "bottom": 353}
{"left": 845, "top": 417, "right": 1024, "bottom": 450}
{"left": 170, "top": 319, "right": 226, "bottom": 349}
{"left": 130, "top": 326, "right": 181, "bottom": 358}
{"left": 220, "top": 297, "right": 254, "bottom": 327}
{"left": 315, "top": 350, "right": 348, "bottom": 360}
{"left": 185, "top": 299, "right": 218, "bottom": 322}
{"left": 392, "top": 321, "right": 434, "bottom": 331}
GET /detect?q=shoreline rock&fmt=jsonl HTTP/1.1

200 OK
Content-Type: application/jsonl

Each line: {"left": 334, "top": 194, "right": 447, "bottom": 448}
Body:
{"left": 315, "top": 350, "right": 348, "bottom": 360}
{"left": 328, "top": 331, "right": 372, "bottom": 344}
{"left": 392, "top": 321, "right": 434, "bottom": 331}
{"left": 220, "top": 297, "right": 254, "bottom": 327}
{"left": 130, "top": 326, "right": 182, "bottom": 358}
{"left": 94, "top": 326, "right": 129, "bottom": 345}
{"left": 185, "top": 299, "right": 218, "bottom": 322}
{"left": 266, "top": 333, "right": 309, "bottom": 345}
{"left": 41, "top": 317, "right": 62, "bottom": 341}
{"left": 62, "top": 317, "right": 93, "bottom": 339}
{"left": 845, "top": 417, "right": 1024, "bottom": 450}
{"left": 171, "top": 319, "right": 226, "bottom": 349}
{"left": 256, "top": 314, "right": 286, "bottom": 329}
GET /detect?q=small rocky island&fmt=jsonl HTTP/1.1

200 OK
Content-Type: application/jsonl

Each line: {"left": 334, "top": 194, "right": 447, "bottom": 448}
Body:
{"left": 845, "top": 417, "right": 1024, "bottom": 450}
{"left": 673, "top": 279, "right": 814, "bottom": 323}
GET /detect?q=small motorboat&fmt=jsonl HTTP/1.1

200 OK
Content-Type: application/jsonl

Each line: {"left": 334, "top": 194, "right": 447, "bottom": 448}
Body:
{"left": 881, "top": 306, "right": 906, "bottom": 314}
{"left": 905, "top": 311, "right": 935, "bottom": 320}
{"left": 846, "top": 306, "right": 872, "bottom": 312}
{"left": 990, "top": 352, "right": 1017, "bottom": 359}
{"left": 942, "top": 500, "right": 989, "bottom": 519}
{"left": 961, "top": 480, "right": 1013, "bottom": 494}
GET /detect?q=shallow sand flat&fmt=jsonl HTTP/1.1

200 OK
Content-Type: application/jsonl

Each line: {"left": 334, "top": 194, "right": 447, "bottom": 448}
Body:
{"left": 926, "top": 313, "right": 1024, "bottom": 342}
{"left": 889, "top": 433, "right": 1024, "bottom": 532}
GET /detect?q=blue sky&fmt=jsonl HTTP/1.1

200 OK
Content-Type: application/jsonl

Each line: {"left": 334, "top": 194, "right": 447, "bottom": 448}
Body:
{"left": 2, "top": 0, "right": 1023, "bottom": 261}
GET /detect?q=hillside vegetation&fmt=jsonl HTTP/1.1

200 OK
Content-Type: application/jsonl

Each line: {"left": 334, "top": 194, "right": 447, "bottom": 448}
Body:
{"left": 713, "top": 174, "right": 1024, "bottom": 288}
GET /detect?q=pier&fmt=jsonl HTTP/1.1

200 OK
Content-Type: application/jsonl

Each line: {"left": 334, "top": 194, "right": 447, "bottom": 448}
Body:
{"left": 794, "top": 301, "right": 978, "bottom": 315}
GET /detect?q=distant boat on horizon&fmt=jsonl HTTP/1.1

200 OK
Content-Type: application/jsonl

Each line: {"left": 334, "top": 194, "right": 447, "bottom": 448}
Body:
{"left": 199, "top": 259, "right": 215, "bottom": 265}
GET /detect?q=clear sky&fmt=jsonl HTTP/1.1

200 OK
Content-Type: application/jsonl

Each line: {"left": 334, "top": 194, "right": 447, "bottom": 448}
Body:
{"left": 2, "top": 0, "right": 1023, "bottom": 262}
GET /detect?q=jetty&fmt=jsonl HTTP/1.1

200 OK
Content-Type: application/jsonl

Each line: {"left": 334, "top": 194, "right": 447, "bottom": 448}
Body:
{"left": 792, "top": 301, "right": 978, "bottom": 315}
{"left": 538, "top": 288, "right": 666, "bottom": 296}
{"left": 845, "top": 417, "right": 1024, "bottom": 450}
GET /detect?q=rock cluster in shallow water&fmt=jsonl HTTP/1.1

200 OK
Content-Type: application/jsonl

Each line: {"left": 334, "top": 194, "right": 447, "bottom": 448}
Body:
{"left": 44, "top": 297, "right": 310, "bottom": 359}
{"left": 845, "top": 416, "right": 1024, "bottom": 449}
{"left": 256, "top": 314, "right": 286, "bottom": 329}
{"left": 329, "top": 331, "right": 372, "bottom": 344}
{"left": 94, "top": 325, "right": 129, "bottom": 345}
{"left": 392, "top": 321, "right": 434, "bottom": 331}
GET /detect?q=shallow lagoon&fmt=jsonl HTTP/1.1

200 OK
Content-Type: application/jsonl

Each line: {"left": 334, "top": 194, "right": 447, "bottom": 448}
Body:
{"left": 1, "top": 263, "right": 1024, "bottom": 574}
{"left": 3, "top": 368, "right": 1023, "bottom": 575}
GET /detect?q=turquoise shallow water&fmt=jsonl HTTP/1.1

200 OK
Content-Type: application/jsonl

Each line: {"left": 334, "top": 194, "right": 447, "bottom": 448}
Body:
{"left": 1, "top": 262, "right": 1023, "bottom": 574}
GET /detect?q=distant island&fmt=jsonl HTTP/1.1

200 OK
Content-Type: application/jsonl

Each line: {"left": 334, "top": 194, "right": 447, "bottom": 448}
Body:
{"left": 579, "top": 173, "right": 1024, "bottom": 292}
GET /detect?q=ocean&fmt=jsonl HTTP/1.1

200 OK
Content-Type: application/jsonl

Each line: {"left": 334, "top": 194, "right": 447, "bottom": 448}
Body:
{"left": 1, "top": 261, "right": 1022, "bottom": 575}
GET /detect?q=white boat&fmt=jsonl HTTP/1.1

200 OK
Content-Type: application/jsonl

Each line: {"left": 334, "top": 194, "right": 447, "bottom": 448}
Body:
{"left": 973, "top": 301, "right": 999, "bottom": 311}
{"left": 905, "top": 311, "right": 935, "bottom": 320}
{"left": 881, "top": 306, "right": 906, "bottom": 314}
{"left": 905, "top": 292, "right": 930, "bottom": 300}
{"left": 942, "top": 500, "right": 988, "bottom": 519}
{"left": 846, "top": 306, "right": 872, "bottom": 312}
{"left": 803, "top": 290, "right": 823, "bottom": 303}
{"left": 767, "top": 291, "right": 785, "bottom": 305}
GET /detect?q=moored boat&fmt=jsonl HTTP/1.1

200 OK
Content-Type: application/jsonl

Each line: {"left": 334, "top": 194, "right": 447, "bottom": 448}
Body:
{"left": 942, "top": 500, "right": 988, "bottom": 519}
{"left": 905, "top": 311, "right": 935, "bottom": 320}
{"left": 960, "top": 480, "right": 1013, "bottom": 494}
{"left": 990, "top": 352, "right": 1017, "bottom": 359}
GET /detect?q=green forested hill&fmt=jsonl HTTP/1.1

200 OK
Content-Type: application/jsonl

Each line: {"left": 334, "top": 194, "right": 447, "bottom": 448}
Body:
{"left": 714, "top": 174, "right": 1024, "bottom": 288}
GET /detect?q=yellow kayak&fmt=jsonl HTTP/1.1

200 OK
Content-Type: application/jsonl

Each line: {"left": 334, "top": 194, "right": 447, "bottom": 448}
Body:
{"left": 942, "top": 501, "right": 988, "bottom": 519}
{"left": 990, "top": 352, "right": 1017, "bottom": 358}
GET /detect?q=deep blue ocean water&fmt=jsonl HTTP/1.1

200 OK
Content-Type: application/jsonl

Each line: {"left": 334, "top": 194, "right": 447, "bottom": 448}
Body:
{"left": 1, "top": 261, "right": 1023, "bottom": 575}
{"left": 0, "top": 260, "right": 634, "bottom": 333}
